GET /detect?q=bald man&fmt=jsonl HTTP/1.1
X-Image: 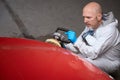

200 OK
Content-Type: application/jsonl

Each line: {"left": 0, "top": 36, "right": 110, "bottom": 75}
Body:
{"left": 65, "top": 2, "right": 120, "bottom": 73}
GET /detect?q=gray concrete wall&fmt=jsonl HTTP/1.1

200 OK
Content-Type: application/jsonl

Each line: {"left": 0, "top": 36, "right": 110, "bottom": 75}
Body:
{"left": 0, "top": 0, "right": 120, "bottom": 38}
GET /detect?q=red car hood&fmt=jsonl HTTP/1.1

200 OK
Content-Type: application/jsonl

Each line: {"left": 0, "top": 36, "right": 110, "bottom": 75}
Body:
{"left": 0, "top": 37, "right": 112, "bottom": 80}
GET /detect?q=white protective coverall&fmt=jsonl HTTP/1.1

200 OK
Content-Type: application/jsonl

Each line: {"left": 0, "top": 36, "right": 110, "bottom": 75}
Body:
{"left": 65, "top": 12, "right": 120, "bottom": 73}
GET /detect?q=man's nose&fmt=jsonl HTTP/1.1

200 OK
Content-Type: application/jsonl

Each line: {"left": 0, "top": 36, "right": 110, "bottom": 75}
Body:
{"left": 84, "top": 18, "right": 87, "bottom": 23}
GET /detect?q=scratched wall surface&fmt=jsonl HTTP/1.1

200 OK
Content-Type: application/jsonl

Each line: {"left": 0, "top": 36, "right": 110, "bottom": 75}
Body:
{"left": 0, "top": 0, "right": 120, "bottom": 39}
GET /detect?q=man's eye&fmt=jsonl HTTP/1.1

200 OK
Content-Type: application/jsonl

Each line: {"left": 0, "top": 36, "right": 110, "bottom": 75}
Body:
{"left": 86, "top": 17, "right": 91, "bottom": 19}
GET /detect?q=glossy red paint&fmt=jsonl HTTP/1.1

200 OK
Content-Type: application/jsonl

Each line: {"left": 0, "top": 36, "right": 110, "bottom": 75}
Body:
{"left": 0, "top": 37, "right": 112, "bottom": 80}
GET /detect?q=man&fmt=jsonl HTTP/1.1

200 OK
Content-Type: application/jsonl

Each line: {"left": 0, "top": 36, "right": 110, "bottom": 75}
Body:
{"left": 65, "top": 2, "right": 120, "bottom": 73}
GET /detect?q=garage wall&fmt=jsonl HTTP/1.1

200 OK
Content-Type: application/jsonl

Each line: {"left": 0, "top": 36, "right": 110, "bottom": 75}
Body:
{"left": 0, "top": 0, "right": 120, "bottom": 38}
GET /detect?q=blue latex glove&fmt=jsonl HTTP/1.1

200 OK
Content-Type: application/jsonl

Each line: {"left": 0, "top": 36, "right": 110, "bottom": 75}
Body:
{"left": 65, "top": 30, "right": 77, "bottom": 43}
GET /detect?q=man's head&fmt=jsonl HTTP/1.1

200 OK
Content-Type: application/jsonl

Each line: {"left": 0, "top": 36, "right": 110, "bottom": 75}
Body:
{"left": 82, "top": 2, "right": 102, "bottom": 29}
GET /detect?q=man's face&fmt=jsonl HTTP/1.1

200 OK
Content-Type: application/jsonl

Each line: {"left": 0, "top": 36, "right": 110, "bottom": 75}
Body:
{"left": 82, "top": 8, "right": 100, "bottom": 29}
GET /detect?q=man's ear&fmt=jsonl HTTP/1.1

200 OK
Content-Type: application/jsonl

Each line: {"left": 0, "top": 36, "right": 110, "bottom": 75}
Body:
{"left": 97, "top": 13, "right": 102, "bottom": 21}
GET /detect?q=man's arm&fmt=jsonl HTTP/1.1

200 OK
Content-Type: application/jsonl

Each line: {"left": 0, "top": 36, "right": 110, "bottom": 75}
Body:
{"left": 74, "top": 21, "right": 119, "bottom": 59}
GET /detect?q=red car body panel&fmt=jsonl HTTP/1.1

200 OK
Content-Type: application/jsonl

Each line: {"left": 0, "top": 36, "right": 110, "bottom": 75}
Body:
{"left": 0, "top": 37, "right": 112, "bottom": 80}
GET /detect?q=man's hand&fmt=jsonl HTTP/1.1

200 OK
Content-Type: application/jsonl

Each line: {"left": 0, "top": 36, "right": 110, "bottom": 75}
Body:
{"left": 65, "top": 30, "right": 77, "bottom": 43}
